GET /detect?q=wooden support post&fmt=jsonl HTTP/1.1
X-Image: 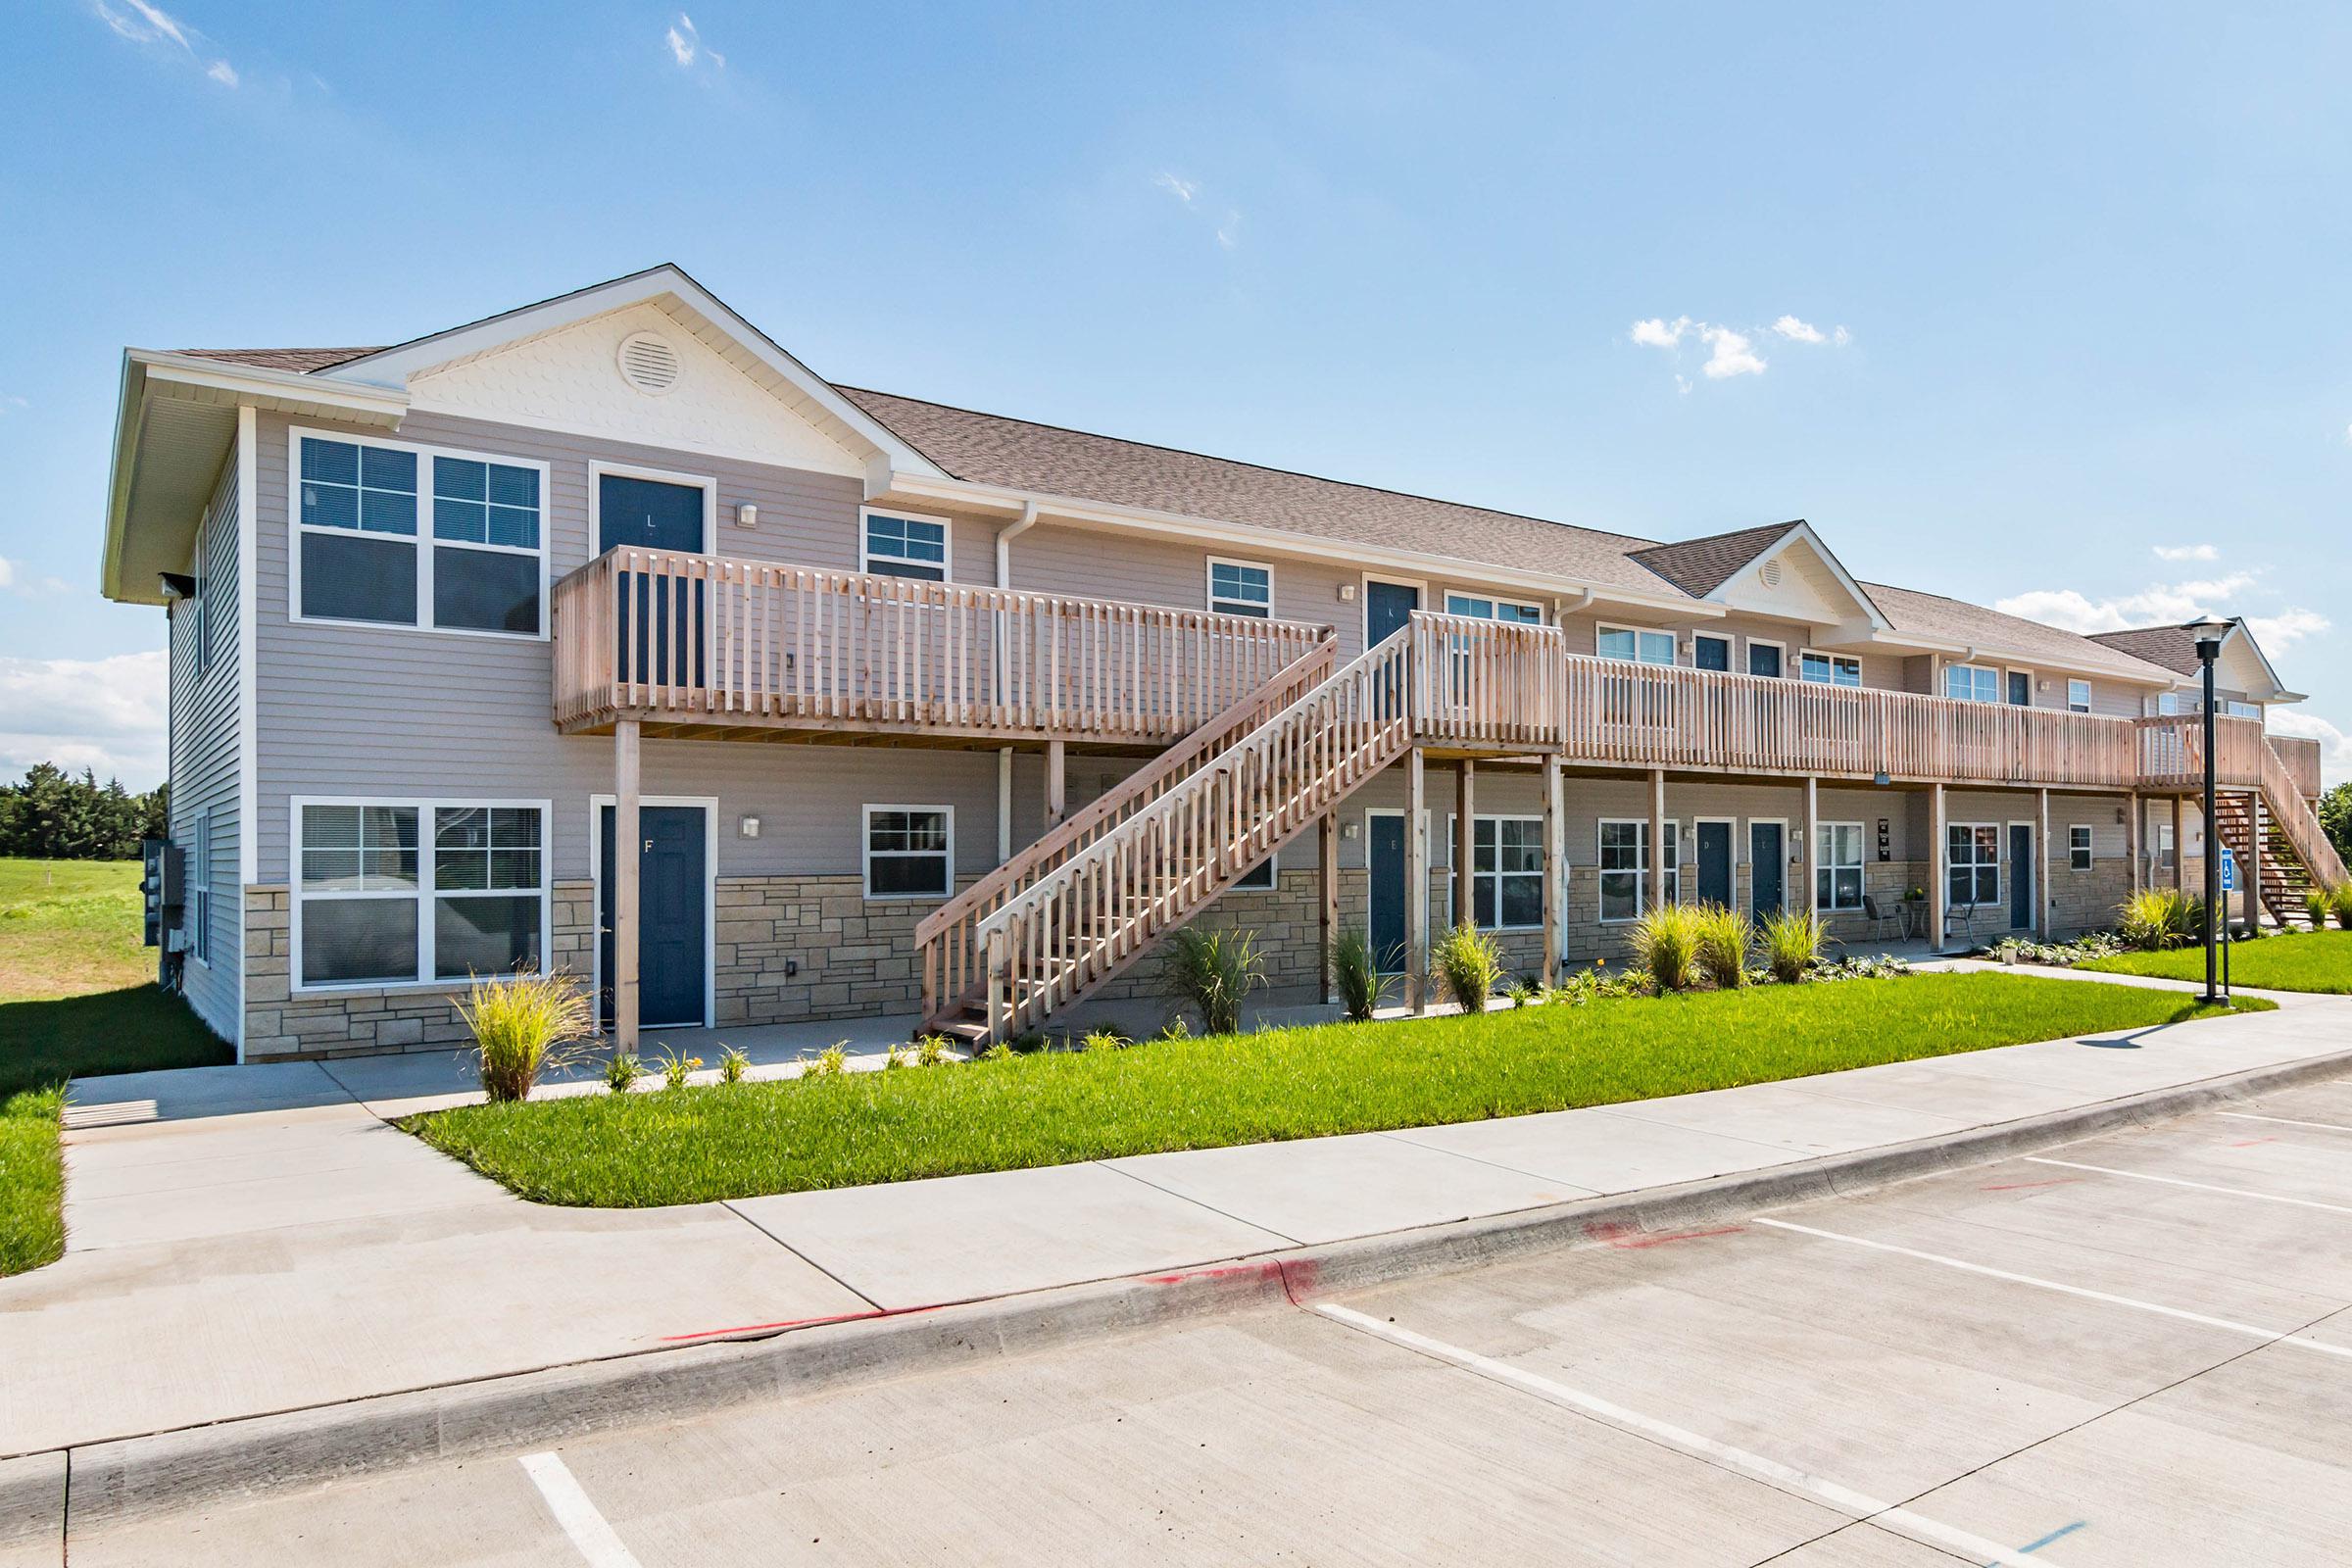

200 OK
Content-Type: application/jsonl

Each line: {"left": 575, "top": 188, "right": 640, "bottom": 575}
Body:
{"left": 2127, "top": 792, "right": 2142, "bottom": 896}
{"left": 2245, "top": 790, "right": 2262, "bottom": 929}
{"left": 1406, "top": 748, "right": 1429, "bottom": 1014}
{"left": 1542, "top": 753, "right": 1564, "bottom": 990}
{"left": 1044, "top": 739, "right": 1067, "bottom": 829}
{"left": 1455, "top": 760, "right": 1477, "bottom": 930}
{"left": 2172, "top": 795, "right": 2186, "bottom": 892}
{"left": 1929, "top": 782, "right": 1947, "bottom": 953}
{"left": 1648, "top": 768, "right": 1668, "bottom": 913}
{"left": 2036, "top": 787, "right": 2051, "bottom": 940}
{"left": 1318, "top": 812, "right": 1340, "bottom": 1004}
{"left": 612, "top": 719, "right": 641, "bottom": 1056}
{"left": 997, "top": 747, "right": 1014, "bottom": 865}
{"left": 1801, "top": 775, "right": 1820, "bottom": 921}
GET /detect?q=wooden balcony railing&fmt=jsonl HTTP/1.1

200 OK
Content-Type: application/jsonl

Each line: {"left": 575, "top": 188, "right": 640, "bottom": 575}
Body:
{"left": 2274, "top": 734, "right": 2326, "bottom": 802}
{"left": 551, "top": 548, "right": 1331, "bottom": 742}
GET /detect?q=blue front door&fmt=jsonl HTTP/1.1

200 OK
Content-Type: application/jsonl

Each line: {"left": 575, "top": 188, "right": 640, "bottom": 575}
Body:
{"left": 601, "top": 474, "right": 708, "bottom": 690}
{"left": 2009, "top": 824, "right": 2034, "bottom": 930}
{"left": 1366, "top": 579, "right": 1420, "bottom": 648}
{"left": 1368, "top": 813, "right": 1408, "bottom": 974}
{"left": 599, "top": 805, "right": 708, "bottom": 1029}
{"left": 1695, "top": 821, "right": 1734, "bottom": 906}
{"left": 1750, "top": 821, "right": 1785, "bottom": 917}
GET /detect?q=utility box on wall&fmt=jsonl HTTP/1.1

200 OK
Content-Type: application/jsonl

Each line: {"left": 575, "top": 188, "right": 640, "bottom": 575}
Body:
{"left": 141, "top": 837, "right": 184, "bottom": 950}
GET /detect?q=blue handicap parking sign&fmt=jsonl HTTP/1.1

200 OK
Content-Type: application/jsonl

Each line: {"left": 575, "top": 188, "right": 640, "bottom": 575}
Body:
{"left": 2220, "top": 847, "right": 2237, "bottom": 892}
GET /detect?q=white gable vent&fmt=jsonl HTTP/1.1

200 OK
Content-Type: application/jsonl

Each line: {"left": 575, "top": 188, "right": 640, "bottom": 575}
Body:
{"left": 616, "top": 331, "right": 681, "bottom": 396}
{"left": 1759, "top": 558, "right": 1784, "bottom": 589}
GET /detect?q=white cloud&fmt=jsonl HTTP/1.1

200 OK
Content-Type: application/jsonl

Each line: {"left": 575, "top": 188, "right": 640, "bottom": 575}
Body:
{"left": 664, "top": 13, "right": 722, "bottom": 70}
{"left": 1832, "top": 325, "right": 1851, "bottom": 347}
{"left": 1215, "top": 211, "right": 1241, "bottom": 250}
{"left": 0, "top": 396, "right": 24, "bottom": 414}
{"left": 1698, "top": 324, "right": 1766, "bottom": 379}
{"left": 206, "top": 58, "right": 236, "bottom": 85}
{"left": 1993, "top": 571, "right": 2261, "bottom": 634}
{"left": 1154, "top": 172, "right": 1199, "bottom": 205}
{"left": 0, "top": 559, "right": 12, "bottom": 592}
{"left": 0, "top": 650, "right": 169, "bottom": 789}
{"left": 2153, "top": 543, "right": 2219, "bottom": 563}
{"left": 86, "top": 0, "right": 236, "bottom": 85}
{"left": 1153, "top": 175, "right": 1240, "bottom": 251}
{"left": 0, "top": 558, "right": 71, "bottom": 599}
{"left": 2266, "top": 710, "right": 2352, "bottom": 790}
{"left": 1631, "top": 316, "right": 1690, "bottom": 349}
{"left": 1771, "top": 315, "right": 1825, "bottom": 344}
{"left": 2247, "top": 608, "right": 2331, "bottom": 650}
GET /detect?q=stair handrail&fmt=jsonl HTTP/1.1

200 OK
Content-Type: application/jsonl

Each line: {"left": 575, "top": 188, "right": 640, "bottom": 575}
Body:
{"left": 977, "top": 624, "right": 1418, "bottom": 1037}
{"left": 914, "top": 634, "right": 1339, "bottom": 1022}
{"left": 2260, "top": 735, "right": 2349, "bottom": 889}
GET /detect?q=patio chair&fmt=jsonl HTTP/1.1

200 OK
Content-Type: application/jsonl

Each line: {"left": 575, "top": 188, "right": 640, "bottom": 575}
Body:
{"left": 1859, "top": 894, "right": 1904, "bottom": 944}
{"left": 1943, "top": 900, "right": 1981, "bottom": 948}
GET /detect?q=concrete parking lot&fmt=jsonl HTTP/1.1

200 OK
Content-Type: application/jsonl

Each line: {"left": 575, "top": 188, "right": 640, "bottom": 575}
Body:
{"left": 41, "top": 1073, "right": 2352, "bottom": 1567}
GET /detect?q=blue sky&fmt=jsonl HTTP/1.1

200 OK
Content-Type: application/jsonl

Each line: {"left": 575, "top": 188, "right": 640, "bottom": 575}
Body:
{"left": 4, "top": 1, "right": 2347, "bottom": 787}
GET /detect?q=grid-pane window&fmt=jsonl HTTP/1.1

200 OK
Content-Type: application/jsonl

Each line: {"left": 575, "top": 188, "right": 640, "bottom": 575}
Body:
{"left": 1943, "top": 663, "right": 2000, "bottom": 704}
{"left": 2071, "top": 825, "right": 2093, "bottom": 870}
{"left": 865, "top": 808, "right": 952, "bottom": 898}
{"left": 1815, "top": 822, "right": 1865, "bottom": 911}
{"left": 1947, "top": 824, "right": 2000, "bottom": 908}
{"left": 2068, "top": 679, "right": 2092, "bottom": 713}
{"left": 433, "top": 807, "right": 544, "bottom": 978}
{"left": 297, "top": 435, "right": 542, "bottom": 635}
{"left": 1599, "top": 819, "right": 1677, "bottom": 921}
{"left": 1471, "top": 817, "right": 1544, "bottom": 929}
{"left": 296, "top": 803, "right": 545, "bottom": 988}
{"left": 1208, "top": 560, "right": 1272, "bottom": 618}
{"left": 1598, "top": 627, "right": 1676, "bottom": 666}
{"left": 1445, "top": 594, "right": 1543, "bottom": 625}
{"left": 863, "top": 512, "right": 949, "bottom": 580}
{"left": 1802, "top": 652, "right": 1863, "bottom": 688}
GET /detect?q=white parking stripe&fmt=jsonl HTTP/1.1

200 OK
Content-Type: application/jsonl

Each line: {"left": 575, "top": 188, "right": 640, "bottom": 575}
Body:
{"left": 520, "top": 1451, "right": 644, "bottom": 1568}
{"left": 2220, "top": 1110, "right": 2352, "bottom": 1135}
{"left": 1311, "top": 1301, "right": 2068, "bottom": 1568}
{"left": 2025, "top": 1157, "right": 2352, "bottom": 1215}
{"left": 1754, "top": 1218, "right": 2352, "bottom": 1361}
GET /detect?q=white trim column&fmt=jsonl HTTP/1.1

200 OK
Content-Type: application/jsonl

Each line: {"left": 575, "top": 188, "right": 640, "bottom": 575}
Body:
{"left": 612, "top": 719, "right": 641, "bottom": 1055}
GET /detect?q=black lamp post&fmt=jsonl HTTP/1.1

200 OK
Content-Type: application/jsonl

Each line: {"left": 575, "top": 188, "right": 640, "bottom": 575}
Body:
{"left": 2186, "top": 616, "right": 2231, "bottom": 1004}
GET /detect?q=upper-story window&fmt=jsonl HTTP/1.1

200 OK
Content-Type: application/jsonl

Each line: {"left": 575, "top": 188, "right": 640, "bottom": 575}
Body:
{"left": 1207, "top": 558, "right": 1273, "bottom": 618}
{"left": 1445, "top": 593, "right": 1543, "bottom": 626}
{"left": 861, "top": 509, "right": 950, "bottom": 581}
{"left": 2067, "top": 679, "right": 2092, "bottom": 713}
{"left": 1597, "top": 625, "right": 1676, "bottom": 666}
{"left": 1943, "top": 662, "right": 2000, "bottom": 704}
{"left": 2006, "top": 670, "right": 2033, "bottom": 707}
{"left": 2226, "top": 700, "right": 2261, "bottom": 719}
{"left": 1801, "top": 650, "right": 1862, "bottom": 688}
{"left": 294, "top": 431, "right": 547, "bottom": 638}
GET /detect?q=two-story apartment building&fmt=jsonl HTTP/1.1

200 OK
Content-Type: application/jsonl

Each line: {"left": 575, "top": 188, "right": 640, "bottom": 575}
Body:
{"left": 100, "top": 266, "right": 2340, "bottom": 1057}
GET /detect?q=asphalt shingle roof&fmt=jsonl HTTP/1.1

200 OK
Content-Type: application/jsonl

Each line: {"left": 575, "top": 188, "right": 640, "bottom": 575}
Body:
{"left": 1626, "top": 521, "right": 1804, "bottom": 596}
{"left": 2085, "top": 624, "right": 2204, "bottom": 678}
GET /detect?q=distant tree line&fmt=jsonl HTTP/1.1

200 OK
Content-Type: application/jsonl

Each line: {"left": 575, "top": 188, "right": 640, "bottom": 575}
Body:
{"left": 2325, "top": 782, "right": 2352, "bottom": 867}
{"left": 0, "top": 763, "right": 169, "bottom": 861}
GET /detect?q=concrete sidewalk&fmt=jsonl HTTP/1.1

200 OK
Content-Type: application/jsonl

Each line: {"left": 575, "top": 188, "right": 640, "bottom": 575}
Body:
{"left": 5, "top": 970, "right": 2348, "bottom": 1462}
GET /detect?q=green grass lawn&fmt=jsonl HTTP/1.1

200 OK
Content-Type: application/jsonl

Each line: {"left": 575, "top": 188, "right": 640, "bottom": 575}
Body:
{"left": 2082, "top": 928, "right": 2352, "bottom": 993}
{"left": 408, "top": 972, "right": 2268, "bottom": 1208}
{"left": 0, "top": 858, "right": 234, "bottom": 1276}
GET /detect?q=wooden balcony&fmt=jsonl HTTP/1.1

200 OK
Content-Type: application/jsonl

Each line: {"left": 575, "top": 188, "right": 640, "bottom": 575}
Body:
{"left": 551, "top": 548, "right": 1332, "bottom": 747}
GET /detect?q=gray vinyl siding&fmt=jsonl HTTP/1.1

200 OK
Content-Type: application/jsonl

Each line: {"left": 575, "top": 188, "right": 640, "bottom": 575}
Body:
{"left": 169, "top": 453, "right": 242, "bottom": 1042}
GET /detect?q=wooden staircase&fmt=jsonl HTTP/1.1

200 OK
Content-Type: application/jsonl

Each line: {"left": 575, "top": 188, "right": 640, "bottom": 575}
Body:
{"left": 914, "top": 636, "right": 1341, "bottom": 1042}
{"left": 2206, "top": 740, "right": 2347, "bottom": 927}
{"left": 957, "top": 626, "right": 1418, "bottom": 1042}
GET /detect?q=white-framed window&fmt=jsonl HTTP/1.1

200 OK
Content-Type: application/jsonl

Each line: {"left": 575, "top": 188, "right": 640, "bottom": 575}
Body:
{"left": 189, "top": 808, "right": 213, "bottom": 966}
{"left": 2067, "top": 679, "right": 2092, "bottom": 714}
{"left": 1747, "top": 638, "right": 1785, "bottom": 678}
{"left": 2225, "top": 699, "right": 2262, "bottom": 719}
{"left": 1206, "top": 557, "right": 1273, "bottom": 618}
{"left": 2158, "top": 822, "right": 2176, "bottom": 865}
{"left": 2071, "top": 825, "right": 2093, "bottom": 870}
{"left": 293, "top": 799, "right": 549, "bottom": 991}
{"left": 1444, "top": 592, "right": 1544, "bottom": 625}
{"left": 1801, "top": 650, "right": 1863, "bottom": 688}
{"left": 1597, "top": 624, "right": 1677, "bottom": 666}
{"left": 1943, "top": 662, "right": 2001, "bottom": 704}
{"left": 291, "top": 428, "right": 549, "bottom": 639}
{"left": 1947, "top": 823, "right": 1999, "bottom": 908}
{"left": 1471, "top": 816, "right": 1545, "bottom": 929}
{"left": 860, "top": 508, "right": 950, "bottom": 581}
{"left": 1233, "top": 849, "right": 1278, "bottom": 891}
{"left": 2006, "top": 669, "right": 2034, "bottom": 707}
{"left": 1692, "top": 633, "right": 1733, "bottom": 672}
{"left": 1815, "top": 821, "right": 1865, "bottom": 911}
{"left": 1598, "top": 818, "right": 1678, "bottom": 923}
{"left": 864, "top": 806, "right": 953, "bottom": 900}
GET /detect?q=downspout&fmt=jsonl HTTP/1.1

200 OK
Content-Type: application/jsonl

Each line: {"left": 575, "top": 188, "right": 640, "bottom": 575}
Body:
{"left": 995, "top": 503, "right": 1040, "bottom": 865}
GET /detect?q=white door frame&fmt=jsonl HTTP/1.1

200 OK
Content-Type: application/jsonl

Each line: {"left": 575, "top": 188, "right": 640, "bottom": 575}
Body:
{"left": 588, "top": 794, "right": 718, "bottom": 1030}
{"left": 1692, "top": 815, "right": 1740, "bottom": 906}
{"left": 1360, "top": 572, "right": 1427, "bottom": 651}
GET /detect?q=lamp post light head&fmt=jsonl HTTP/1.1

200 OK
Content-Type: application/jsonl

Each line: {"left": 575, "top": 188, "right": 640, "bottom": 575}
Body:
{"left": 2185, "top": 616, "right": 2230, "bottom": 662}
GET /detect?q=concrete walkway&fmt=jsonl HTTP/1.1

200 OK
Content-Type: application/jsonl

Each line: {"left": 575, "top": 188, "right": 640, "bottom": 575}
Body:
{"left": 4, "top": 968, "right": 2347, "bottom": 1461}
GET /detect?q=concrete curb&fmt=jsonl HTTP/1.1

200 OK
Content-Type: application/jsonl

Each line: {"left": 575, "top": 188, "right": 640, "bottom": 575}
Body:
{"left": 13, "top": 1040, "right": 2352, "bottom": 1543}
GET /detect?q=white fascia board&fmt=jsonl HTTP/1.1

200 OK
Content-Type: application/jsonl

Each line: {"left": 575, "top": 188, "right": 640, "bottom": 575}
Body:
{"left": 1712, "top": 521, "right": 1889, "bottom": 629}
{"left": 877, "top": 473, "right": 1726, "bottom": 619}
{"left": 2223, "top": 621, "right": 2298, "bottom": 704}
{"left": 1817, "top": 622, "right": 2176, "bottom": 687}
{"left": 319, "top": 265, "right": 949, "bottom": 481}
{"left": 135, "top": 351, "right": 411, "bottom": 419}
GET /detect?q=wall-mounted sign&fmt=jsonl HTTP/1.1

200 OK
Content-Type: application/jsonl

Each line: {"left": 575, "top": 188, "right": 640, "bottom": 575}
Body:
{"left": 1877, "top": 817, "right": 1892, "bottom": 863}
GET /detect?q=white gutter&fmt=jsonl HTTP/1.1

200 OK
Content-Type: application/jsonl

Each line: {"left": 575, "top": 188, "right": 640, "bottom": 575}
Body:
{"left": 995, "top": 501, "right": 1039, "bottom": 588}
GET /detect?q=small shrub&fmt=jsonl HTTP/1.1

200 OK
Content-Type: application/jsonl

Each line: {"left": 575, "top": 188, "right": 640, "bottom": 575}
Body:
{"left": 717, "top": 1045, "right": 751, "bottom": 1084}
{"left": 1759, "top": 909, "right": 1827, "bottom": 985}
{"left": 914, "top": 1034, "right": 949, "bottom": 1066}
{"left": 980, "top": 1041, "right": 1014, "bottom": 1062}
{"left": 1432, "top": 922, "right": 1503, "bottom": 1013}
{"left": 1506, "top": 978, "right": 1544, "bottom": 1008}
{"left": 1330, "top": 926, "right": 1390, "bottom": 1022}
{"left": 1156, "top": 1015, "right": 1192, "bottom": 1042}
{"left": 1811, "top": 953, "right": 1913, "bottom": 981}
{"left": 453, "top": 967, "right": 591, "bottom": 1103}
{"left": 655, "top": 1048, "right": 703, "bottom": 1090}
{"left": 2119, "top": 888, "right": 2204, "bottom": 952}
{"left": 1632, "top": 904, "right": 1703, "bottom": 993}
{"left": 1159, "top": 928, "right": 1265, "bottom": 1037}
{"left": 2307, "top": 888, "right": 2332, "bottom": 931}
{"left": 1081, "top": 1028, "right": 1127, "bottom": 1054}
{"left": 805, "top": 1043, "right": 850, "bottom": 1078}
{"left": 2333, "top": 883, "right": 2352, "bottom": 931}
{"left": 884, "top": 1040, "right": 910, "bottom": 1070}
{"left": 1692, "top": 904, "right": 1752, "bottom": 990}
{"left": 603, "top": 1051, "right": 643, "bottom": 1094}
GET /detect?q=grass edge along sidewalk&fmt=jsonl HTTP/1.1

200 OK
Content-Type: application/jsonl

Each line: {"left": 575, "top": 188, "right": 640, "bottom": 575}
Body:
{"left": 409, "top": 972, "right": 2269, "bottom": 1208}
{"left": 2082, "top": 928, "right": 2352, "bottom": 994}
